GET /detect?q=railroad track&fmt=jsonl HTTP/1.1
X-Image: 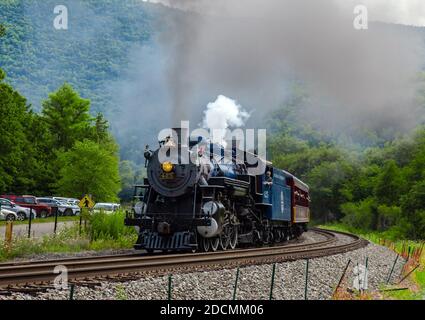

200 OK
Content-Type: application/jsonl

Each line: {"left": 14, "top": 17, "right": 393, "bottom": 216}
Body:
{"left": 0, "top": 228, "right": 367, "bottom": 290}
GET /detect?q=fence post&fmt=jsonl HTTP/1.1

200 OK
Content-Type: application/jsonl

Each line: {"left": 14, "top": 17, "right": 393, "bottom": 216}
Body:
{"left": 232, "top": 267, "right": 240, "bottom": 300}
{"left": 5, "top": 221, "right": 13, "bottom": 250}
{"left": 333, "top": 259, "right": 351, "bottom": 298}
{"left": 363, "top": 257, "right": 369, "bottom": 293}
{"left": 79, "top": 208, "right": 83, "bottom": 236}
{"left": 69, "top": 284, "right": 75, "bottom": 300}
{"left": 54, "top": 207, "right": 58, "bottom": 234}
{"left": 269, "top": 263, "right": 276, "bottom": 300}
{"left": 304, "top": 259, "right": 309, "bottom": 300}
{"left": 397, "top": 264, "right": 420, "bottom": 285}
{"left": 386, "top": 254, "right": 399, "bottom": 284}
{"left": 28, "top": 207, "right": 33, "bottom": 239}
{"left": 168, "top": 275, "right": 173, "bottom": 300}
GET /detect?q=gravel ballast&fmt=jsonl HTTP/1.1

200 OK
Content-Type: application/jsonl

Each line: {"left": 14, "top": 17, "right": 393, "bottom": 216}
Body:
{"left": 0, "top": 241, "right": 405, "bottom": 300}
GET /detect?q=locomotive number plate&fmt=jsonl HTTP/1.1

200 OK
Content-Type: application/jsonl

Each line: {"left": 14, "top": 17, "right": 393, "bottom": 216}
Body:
{"left": 160, "top": 172, "right": 176, "bottom": 180}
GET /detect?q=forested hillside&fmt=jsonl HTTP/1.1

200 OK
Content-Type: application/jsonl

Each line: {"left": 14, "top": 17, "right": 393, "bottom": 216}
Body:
{"left": 0, "top": 0, "right": 157, "bottom": 115}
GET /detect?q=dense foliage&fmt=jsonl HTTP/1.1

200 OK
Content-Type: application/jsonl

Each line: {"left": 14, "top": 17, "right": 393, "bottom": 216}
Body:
{"left": 55, "top": 140, "right": 121, "bottom": 202}
{"left": 268, "top": 95, "right": 425, "bottom": 239}
{"left": 0, "top": 0, "right": 155, "bottom": 115}
{"left": 0, "top": 66, "right": 121, "bottom": 201}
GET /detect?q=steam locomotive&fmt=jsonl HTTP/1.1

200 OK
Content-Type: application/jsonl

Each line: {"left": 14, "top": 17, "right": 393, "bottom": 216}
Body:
{"left": 124, "top": 128, "right": 310, "bottom": 252}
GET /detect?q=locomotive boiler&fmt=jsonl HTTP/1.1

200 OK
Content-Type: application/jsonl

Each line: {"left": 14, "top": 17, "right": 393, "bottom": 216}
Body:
{"left": 124, "top": 128, "right": 310, "bottom": 252}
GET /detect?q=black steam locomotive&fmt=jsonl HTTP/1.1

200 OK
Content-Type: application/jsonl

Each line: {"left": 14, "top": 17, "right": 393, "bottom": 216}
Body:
{"left": 125, "top": 128, "right": 310, "bottom": 252}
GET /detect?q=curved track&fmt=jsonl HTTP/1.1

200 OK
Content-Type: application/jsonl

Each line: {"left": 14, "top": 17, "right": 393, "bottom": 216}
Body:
{"left": 0, "top": 228, "right": 367, "bottom": 289}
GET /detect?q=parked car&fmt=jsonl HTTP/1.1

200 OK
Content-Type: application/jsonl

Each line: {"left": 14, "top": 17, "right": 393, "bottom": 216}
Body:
{"left": 0, "top": 195, "right": 52, "bottom": 218}
{"left": 93, "top": 203, "right": 120, "bottom": 214}
{"left": 37, "top": 198, "right": 80, "bottom": 216}
{"left": 66, "top": 198, "right": 80, "bottom": 206}
{"left": 53, "top": 197, "right": 80, "bottom": 207}
{"left": 0, "top": 198, "right": 34, "bottom": 221}
{"left": 56, "top": 200, "right": 80, "bottom": 216}
{"left": 0, "top": 208, "right": 17, "bottom": 221}
{"left": 52, "top": 196, "right": 71, "bottom": 203}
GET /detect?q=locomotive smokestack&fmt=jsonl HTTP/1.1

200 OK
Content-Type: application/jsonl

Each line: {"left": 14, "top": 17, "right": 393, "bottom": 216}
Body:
{"left": 172, "top": 122, "right": 190, "bottom": 164}
{"left": 172, "top": 123, "right": 189, "bottom": 147}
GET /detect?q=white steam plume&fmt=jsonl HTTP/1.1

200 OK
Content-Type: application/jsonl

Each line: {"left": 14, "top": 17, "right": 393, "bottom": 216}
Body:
{"left": 202, "top": 95, "right": 250, "bottom": 145}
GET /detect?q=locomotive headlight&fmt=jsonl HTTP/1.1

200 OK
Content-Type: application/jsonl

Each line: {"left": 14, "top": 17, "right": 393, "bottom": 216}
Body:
{"left": 161, "top": 161, "right": 174, "bottom": 173}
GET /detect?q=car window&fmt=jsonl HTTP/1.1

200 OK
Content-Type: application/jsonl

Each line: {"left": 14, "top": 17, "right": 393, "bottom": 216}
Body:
{"left": 24, "top": 198, "right": 36, "bottom": 204}
{"left": 95, "top": 204, "right": 113, "bottom": 210}
{"left": 15, "top": 197, "right": 25, "bottom": 203}
{"left": 0, "top": 199, "right": 10, "bottom": 206}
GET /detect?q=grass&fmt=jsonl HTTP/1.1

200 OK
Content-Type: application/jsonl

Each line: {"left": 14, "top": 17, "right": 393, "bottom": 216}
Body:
{"left": 0, "top": 216, "right": 79, "bottom": 226}
{"left": 0, "top": 211, "right": 137, "bottom": 262}
{"left": 320, "top": 222, "right": 425, "bottom": 300}
{"left": 319, "top": 223, "right": 424, "bottom": 259}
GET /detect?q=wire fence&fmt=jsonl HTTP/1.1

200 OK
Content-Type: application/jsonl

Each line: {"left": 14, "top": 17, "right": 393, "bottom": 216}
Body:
{"left": 1, "top": 207, "right": 89, "bottom": 241}
{"left": 58, "top": 255, "right": 419, "bottom": 301}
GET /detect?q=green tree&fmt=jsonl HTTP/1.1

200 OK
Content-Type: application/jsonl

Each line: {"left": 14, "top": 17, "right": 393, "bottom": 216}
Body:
{"left": 0, "top": 23, "right": 5, "bottom": 37}
{"left": 0, "top": 68, "right": 30, "bottom": 193}
{"left": 119, "top": 161, "right": 135, "bottom": 202}
{"left": 306, "top": 161, "right": 353, "bottom": 222}
{"left": 41, "top": 83, "right": 93, "bottom": 150}
{"left": 118, "top": 160, "right": 146, "bottom": 202}
{"left": 55, "top": 140, "right": 121, "bottom": 202}
{"left": 16, "top": 112, "right": 55, "bottom": 195}
{"left": 341, "top": 198, "right": 376, "bottom": 230}
{"left": 401, "top": 180, "right": 425, "bottom": 238}
{"left": 91, "top": 113, "right": 110, "bottom": 144}
{"left": 374, "top": 160, "right": 403, "bottom": 206}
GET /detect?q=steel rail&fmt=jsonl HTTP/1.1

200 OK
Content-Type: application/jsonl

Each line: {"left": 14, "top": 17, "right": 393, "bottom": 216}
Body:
{"left": 0, "top": 229, "right": 366, "bottom": 287}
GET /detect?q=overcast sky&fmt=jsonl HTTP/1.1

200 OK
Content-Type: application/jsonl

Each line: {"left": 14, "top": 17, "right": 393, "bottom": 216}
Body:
{"left": 143, "top": 0, "right": 425, "bottom": 27}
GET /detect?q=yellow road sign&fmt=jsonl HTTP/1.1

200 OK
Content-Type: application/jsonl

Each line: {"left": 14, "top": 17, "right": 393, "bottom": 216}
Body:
{"left": 79, "top": 194, "right": 95, "bottom": 209}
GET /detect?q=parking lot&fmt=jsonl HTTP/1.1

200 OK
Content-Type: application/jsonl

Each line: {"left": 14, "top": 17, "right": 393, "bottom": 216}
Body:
{"left": 0, "top": 221, "right": 75, "bottom": 239}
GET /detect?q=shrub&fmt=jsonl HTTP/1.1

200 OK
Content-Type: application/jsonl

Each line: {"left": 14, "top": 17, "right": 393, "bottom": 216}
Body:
{"left": 87, "top": 210, "right": 137, "bottom": 241}
{"left": 340, "top": 198, "right": 376, "bottom": 230}
{"left": 0, "top": 212, "right": 137, "bottom": 261}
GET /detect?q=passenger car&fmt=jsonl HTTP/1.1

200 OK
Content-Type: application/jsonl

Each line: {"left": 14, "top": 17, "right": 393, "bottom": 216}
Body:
{"left": 37, "top": 198, "right": 80, "bottom": 216}
{"left": 0, "top": 198, "right": 34, "bottom": 221}
{"left": 93, "top": 203, "right": 120, "bottom": 214}
{"left": 0, "top": 195, "right": 52, "bottom": 218}
{"left": 0, "top": 208, "right": 17, "bottom": 221}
